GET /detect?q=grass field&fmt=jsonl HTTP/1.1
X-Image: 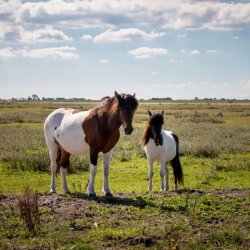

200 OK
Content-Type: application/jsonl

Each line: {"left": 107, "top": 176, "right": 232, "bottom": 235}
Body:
{"left": 0, "top": 99, "right": 249, "bottom": 249}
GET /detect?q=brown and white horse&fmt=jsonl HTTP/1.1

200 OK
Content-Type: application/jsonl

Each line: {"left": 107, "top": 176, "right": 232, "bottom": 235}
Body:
{"left": 141, "top": 110, "right": 183, "bottom": 192}
{"left": 44, "top": 91, "right": 138, "bottom": 196}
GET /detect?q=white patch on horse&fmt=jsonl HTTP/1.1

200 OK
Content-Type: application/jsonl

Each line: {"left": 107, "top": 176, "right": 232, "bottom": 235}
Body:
{"left": 52, "top": 109, "right": 91, "bottom": 155}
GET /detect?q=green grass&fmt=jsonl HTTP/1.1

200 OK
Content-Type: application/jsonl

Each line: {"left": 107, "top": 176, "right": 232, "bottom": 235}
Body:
{"left": 1, "top": 189, "right": 249, "bottom": 249}
{"left": 1, "top": 153, "right": 249, "bottom": 195}
{"left": 0, "top": 100, "right": 249, "bottom": 249}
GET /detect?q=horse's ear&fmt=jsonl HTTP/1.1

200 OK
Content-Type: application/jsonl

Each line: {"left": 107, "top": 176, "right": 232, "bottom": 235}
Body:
{"left": 133, "top": 93, "right": 136, "bottom": 98}
{"left": 162, "top": 111, "right": 164, "bottom": 115}
{"left": 114, "top": 91, "right": 122, "bottom": 103}
{"left": 148, "top": 109, "right": 152, "bottom": 116}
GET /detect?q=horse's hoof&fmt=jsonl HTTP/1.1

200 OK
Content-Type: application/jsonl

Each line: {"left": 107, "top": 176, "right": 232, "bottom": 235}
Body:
{"left": 89, "top": 193, "right": 96, "bottom": 198}
{"left": 50, "top": 191, "right": 56, "bottom": 194}
{"left": 105, "top": 193, "right": 113, "bottom": 197}
{"left": 65, "top": 191, "right": 71, "bottom": 195}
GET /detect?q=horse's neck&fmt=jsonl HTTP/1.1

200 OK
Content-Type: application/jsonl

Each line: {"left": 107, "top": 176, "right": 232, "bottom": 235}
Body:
{"left": 95, "top": 105, "right": 121, "bottom": 132}
{"left": 106, "top": 111, "right": 121, "bottom": 132}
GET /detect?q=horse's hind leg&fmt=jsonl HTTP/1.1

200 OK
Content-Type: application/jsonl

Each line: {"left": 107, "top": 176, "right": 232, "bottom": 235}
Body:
{"left": 48, "top": 142, "right": 59, "bottom": 193}
{"left": 102, "top": 148, "right": 114, "bottom": 196}
{"left": 60, "top": 149, "right": 71, "bottom": 194}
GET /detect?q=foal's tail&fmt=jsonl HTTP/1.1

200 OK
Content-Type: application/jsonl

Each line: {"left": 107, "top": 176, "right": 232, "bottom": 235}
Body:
{"left": 170, "top": 133, "right": 184, "bottom": 185}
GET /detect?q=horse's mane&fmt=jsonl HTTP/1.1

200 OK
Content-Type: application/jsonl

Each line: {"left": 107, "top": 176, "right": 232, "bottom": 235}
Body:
{"left": 98, "top": 96, "right": 118, "bottom": 113}
{"left": 98, "top": 94, "right": 138, "bottom": 113}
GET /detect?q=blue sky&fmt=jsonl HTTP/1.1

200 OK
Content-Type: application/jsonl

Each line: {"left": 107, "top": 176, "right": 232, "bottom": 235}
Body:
{"left": 0, "top": 0, "right": 250, "bottom": 100}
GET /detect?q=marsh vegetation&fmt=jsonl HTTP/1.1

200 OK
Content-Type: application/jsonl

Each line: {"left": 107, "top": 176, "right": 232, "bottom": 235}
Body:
{"left": 0, "top": 100, "right": 249, "bottom": 249}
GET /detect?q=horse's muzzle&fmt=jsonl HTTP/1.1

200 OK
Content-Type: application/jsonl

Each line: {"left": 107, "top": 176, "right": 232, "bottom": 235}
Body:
{"left": 124, "top": 126, "right": 133, "bottom": 135}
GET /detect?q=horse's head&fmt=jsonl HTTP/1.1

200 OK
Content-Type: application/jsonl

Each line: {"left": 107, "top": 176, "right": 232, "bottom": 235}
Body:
{"left": 148, "top": 110, "right": 164, "bottom": 146}
{"left": 115, "top": 91, "right": 138, "bottom": 135}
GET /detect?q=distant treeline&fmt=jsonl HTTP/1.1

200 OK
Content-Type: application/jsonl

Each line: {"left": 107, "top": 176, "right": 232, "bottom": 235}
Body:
{"left": 1, "top": 94, "right": 249, "bottom": 102}
{"left": 146, "top": 97, "right": 249, "bottom": 102}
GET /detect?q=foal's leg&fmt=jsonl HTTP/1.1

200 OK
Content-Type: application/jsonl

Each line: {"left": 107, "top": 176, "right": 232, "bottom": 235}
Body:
{"left": 60, "top": 149, "right": 71, "bottom": 194}
{"left": 165, "top": 163, "right": 169, "bottom": 191}
{"left": 49, "top": 143, "right": 58, "bottom": 193}
{"left": 147, "top": 155, "right": 154, "bottom": 191}
{"left": 160, "top": 160, "right": 167, "bottom": 191}
{"left": 102, "top": 149, "right": 114, "bottom": 196}
{"left": 87, "top": 150, "right": 99, "bottom": 196}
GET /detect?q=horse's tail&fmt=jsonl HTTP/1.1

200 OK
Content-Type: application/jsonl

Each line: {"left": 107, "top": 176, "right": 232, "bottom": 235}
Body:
{"left": 56, "top": 145, "right": 71, "bottom": 173}
{"left": 170, "top": 133, "right": 184, "bottom": 185}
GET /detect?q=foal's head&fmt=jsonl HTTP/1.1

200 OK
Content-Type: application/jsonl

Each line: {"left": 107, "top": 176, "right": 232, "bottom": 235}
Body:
{"left": 114, "top": 91, "right": 138, "bottom": 135}
{"left": 148, "top": 110, "right": 164, "bottom": 146}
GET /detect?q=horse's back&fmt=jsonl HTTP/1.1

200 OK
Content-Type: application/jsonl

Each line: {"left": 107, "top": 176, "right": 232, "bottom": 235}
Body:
{"left": 44, "top": 108, "right": 91, "bottom": 155}
{"left": 44, "top": 108, "right": 70, "bottom": 144}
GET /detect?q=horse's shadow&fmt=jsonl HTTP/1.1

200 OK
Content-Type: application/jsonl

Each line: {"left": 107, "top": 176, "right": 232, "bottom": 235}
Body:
{"left": 70, "top": 193, "right": 155, "bottom": 208}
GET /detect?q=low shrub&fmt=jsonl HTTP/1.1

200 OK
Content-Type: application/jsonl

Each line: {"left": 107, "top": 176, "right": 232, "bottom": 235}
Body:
{"left": 16, "top": 185, "right": 40, "bottom": 235}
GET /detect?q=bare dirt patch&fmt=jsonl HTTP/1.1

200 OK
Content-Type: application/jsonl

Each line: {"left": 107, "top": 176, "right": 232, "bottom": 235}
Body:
{"left": 1, "top": 189, "right": 249, "bottom": 216}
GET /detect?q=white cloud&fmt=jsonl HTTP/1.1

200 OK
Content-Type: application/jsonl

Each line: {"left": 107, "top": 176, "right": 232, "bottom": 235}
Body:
{"left": 0, "top": 47, "right": 16, "bottom": 58}
{"left": 98, "top": 59, "right": 109, "bottom": 64}
{"left": 1, "top": 0, "right": 249, "bottom": 33}
{"left": 205, "top": 49, "right": 218, "bottom": 54}
{"left": 23, "top": 26, "right": 72, "bottom": 43}
{"left": 0, "top": 25, "right": 72, "bottom": 43}
{"left": 82, "top": 34, "right": 93, "bottom": 41}
{"left": 181, "top": 49, "right": 200, "bottom": 55}
{"left": 232, "top": 36, "right": 240, "bottom": 39}
{"left": 190, "top": 49, "right": 200, "bottom": 55}
{"left": 0, "top": 46, "right": 79, "bottom": 59}
{"left": 93, "top": 28, "right": 165, "bottom": 42}
{"left": 129, "top": 47, "right": 168, "bottom": 59}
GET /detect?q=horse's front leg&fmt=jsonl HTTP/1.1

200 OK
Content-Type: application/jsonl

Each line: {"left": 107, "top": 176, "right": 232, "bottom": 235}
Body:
{"left": 102, "top": 149, "right": 114, "bottom": 196}
{"left": 88, "top": 149, "right": 99, "bottom": 197}
{"left": 160, "top": 161, "right": 168, "bottom": 191}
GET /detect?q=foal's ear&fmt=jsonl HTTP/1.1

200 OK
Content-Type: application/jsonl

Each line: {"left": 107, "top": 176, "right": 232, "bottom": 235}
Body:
{"left": 161, "top": 111, "right": 164, "bottom": 115}
{"left": 114, "top": 91, "right": 122, "bottom": 103}
{"left": 133, "top": 93, "right": 136, "bottom": 98}
{"left": 147, "top": 109, "right": 152, "bottom": 116}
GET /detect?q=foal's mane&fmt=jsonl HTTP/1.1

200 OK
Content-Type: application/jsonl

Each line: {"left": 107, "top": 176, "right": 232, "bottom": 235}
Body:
{"left": 141, "top": 122, "right": 151, "bottom": 147}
